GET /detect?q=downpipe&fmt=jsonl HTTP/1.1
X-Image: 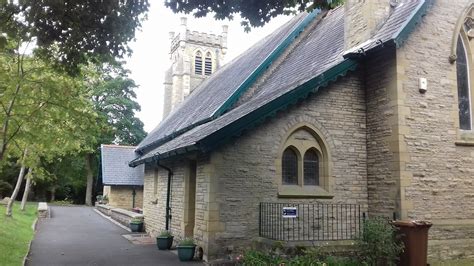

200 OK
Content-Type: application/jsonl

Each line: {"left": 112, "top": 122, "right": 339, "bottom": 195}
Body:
{"left": 157, "top": 161, "right": 173, "bottom": 231}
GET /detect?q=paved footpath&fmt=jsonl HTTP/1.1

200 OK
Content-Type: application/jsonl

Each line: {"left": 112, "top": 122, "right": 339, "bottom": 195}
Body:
{"left": 27, "top": 206, "right": 202, "bottom": 266}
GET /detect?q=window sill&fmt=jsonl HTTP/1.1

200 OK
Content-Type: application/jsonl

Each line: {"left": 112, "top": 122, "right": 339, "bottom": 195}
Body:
{"left": 456, "top": 131, "right": 474, "bottom": 146}
{"left": 278, "top": 186, "right": 334, "bottom": 199}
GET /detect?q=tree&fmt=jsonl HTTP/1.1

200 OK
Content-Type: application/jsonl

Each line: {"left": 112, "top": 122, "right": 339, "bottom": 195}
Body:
{"left": 20, "top": 169, "right": 32, "bottom": 211}
{"left": 80, "top": 63, "right": 146, "bottom": 205}
{"left": 164, "top": 0, "right": 343, "bottom": 31}
{"left": 1, "top": 37, "right": 100, "bottom": 216}
{"left": 5, "top": 148, "right": 27, "bottom": 216}
{"left": 0, "top": 0, "right": 149, "bottom": 74}
{"left": 0, "top": 38, "right": 98, "bottom": 162}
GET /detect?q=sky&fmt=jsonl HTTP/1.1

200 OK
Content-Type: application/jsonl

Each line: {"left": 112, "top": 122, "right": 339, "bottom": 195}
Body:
{"left": 125, "top": 2, "right": 292, "bottom": 133}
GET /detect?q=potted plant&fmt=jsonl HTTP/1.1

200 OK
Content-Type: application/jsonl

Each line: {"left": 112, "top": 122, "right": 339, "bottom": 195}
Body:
{"left": 156, "top": 230, "right": 174, "bottom": 250}
{"left": 101, "top": 194, "right": 109, "bottom": 204}
{"left": 129, "top": 217, "right": 143, "bottom": 232}
{"left": 177, "top": 238, "right": 196, "bottom": 261}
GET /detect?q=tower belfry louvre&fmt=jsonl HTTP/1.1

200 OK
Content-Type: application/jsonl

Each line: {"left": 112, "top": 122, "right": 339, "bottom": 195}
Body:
{"left": 163, "top": 17, "right": 228, "bottom": 118}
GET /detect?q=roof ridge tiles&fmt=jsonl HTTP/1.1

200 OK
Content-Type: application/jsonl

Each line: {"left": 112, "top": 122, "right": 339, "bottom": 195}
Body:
{"left": 101, "top": 144, "right": 137, "bottom": 149}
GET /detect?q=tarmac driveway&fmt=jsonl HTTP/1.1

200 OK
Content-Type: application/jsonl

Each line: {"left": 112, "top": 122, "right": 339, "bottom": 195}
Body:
{"left": 26, "top": 206, "right": 202, "bottom": 266}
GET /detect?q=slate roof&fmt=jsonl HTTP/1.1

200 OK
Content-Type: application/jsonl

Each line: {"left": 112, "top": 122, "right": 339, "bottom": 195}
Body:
{"left": 131, "top": 0, "right": 429, "bottom": 167}
{"left": 137, "top": 12, "right": 313, "bottom": 154}
{"left": 101, "top": 145, "right": 144, "bottom": 186}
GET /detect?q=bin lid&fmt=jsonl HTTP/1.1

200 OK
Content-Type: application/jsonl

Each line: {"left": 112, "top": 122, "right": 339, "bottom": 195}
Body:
{"left": 393, "top": 220, "right": 432, "bottom": 228}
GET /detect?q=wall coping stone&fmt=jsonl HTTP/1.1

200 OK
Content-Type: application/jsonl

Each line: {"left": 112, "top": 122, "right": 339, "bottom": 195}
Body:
{"left": 96, "top": 204, "right": 111, "bottom": 211}
{"left": 111, "top": 207, "right": 144, "bottom": 220}
{"left": 37, "top": 202, "right": 49, "bottom": 218}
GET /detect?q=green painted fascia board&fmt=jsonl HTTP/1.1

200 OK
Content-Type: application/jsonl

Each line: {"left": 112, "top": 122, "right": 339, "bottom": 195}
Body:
{"left": 131, "top": 59, "right": 358, "bottom": 166}
{"left": 343, "top": 0, "right": 430, "bottom": 59}
{"left": 393, "top": 0, "right": 431, "bottom": 48}
{"left": 129, "top": 144, "right": 198, "bottom": 167}
{"left": 136, "top": 117, "right": 212, "bottom": 156}
{"left": 211, "top": 10, "right": 320, "bottom": 118}
{"left": 136, "top": 11, "right": 319, "bottom": 156}
{"left": 198, "top": 59, "right": 358, "bottom": 152}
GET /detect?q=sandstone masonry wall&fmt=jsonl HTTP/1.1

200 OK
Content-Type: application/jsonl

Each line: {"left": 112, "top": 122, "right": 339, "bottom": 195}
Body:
{"left": 396, "top": 0, "right": 474, "bottom": 260}
{"left": 365, "top": 47, "right": 400, "bottom": 218}
{"left": 107, "top": 186, "right": 143, "bottom": 210}
{"left": 143, "top": 161, "right": 186, "bottom": 241}
{"left": 209, "top": 72, "right": 369, "bottom": 259}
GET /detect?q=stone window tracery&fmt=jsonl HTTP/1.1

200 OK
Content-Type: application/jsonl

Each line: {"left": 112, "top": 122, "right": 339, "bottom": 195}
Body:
{"left": 277, "top": 125, "right": 332, "bottom": 198}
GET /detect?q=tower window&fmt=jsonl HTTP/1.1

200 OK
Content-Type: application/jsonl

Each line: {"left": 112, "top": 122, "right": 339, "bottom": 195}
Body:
{"left": 195, "top": 51, "right": 203, "bottom": 75}
{"left": 205, "top": 52, "right": 212, "bottom": 76}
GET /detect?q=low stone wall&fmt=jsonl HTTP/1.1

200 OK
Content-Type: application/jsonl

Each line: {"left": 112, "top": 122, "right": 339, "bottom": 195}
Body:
{"left": 110, "top": 208, "right": 144, "bottom": 227}
{"left": 96, "top": 204, "right": 112, "bottom": 216}
{"left": 253, "top": 237, "right": 357, "bottom": 257}
{"left": 38, "top": 202, "right": 49, "bottom": 218}
{"left": 96, "top": 204, "right": 144, "bottom": 228}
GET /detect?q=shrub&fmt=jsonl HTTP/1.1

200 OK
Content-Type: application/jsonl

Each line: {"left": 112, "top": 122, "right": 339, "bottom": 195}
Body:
{"left": 0, "top": 180, "right": 13, "bottom": 197}
{"left": 158, "top": 230, "right": 173, "bottom": 238}
{"left": 241, "top": 250, "right": 285, "bottom": 265}
{"left": 179, "top": 238, "right": 195, "bottom": 246}
{"left": 355, "top": 218, "right": 404, "bottom": 265}
{"left": 130, "top": 217, "right": 143, "bottom": 224}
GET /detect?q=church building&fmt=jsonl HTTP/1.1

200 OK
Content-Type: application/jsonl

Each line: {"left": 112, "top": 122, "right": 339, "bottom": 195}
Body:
{"left": 131, "top": 0, "right": 474, "bottom": 262}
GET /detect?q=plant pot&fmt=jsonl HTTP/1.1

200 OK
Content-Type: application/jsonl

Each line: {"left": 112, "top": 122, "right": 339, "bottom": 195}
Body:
{"left": 129, "top": 222, "right": 143, "bottom": 232}
{"left": 156, "top": 236, "right": 174, "bottom": 250}
{"left": 177, "top": 245, "right": 196, "bottom": 261}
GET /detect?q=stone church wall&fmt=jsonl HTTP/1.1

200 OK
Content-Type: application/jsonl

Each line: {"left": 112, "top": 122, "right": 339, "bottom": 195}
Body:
{"left": 206, "top": 71, "right": 369, "bottom": 259}
{"left": 365, "top": 47, "right": 400, "bottom": 218}
{"left": 396, "top": 0, "right": 474, "bottom": 260}
{"left": 143, "top": 162, "right": 186, "bottom": 241}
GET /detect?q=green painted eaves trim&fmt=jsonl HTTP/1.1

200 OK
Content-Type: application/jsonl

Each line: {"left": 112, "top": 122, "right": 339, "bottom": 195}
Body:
{"left": 129, "top": 144, "right": 198, "bottom": 167}
{"left": 198, "top": 59, "right": 358, "bottom": 152}
{"left": 393, "top": 0, "right": 431, "bottom": 48}
{"left": 130, "top": 59, "right": 358, "bottom": 166}
{"left": 211, "top": 10, "right": 320, "bottom": 118}
{"left": 343, "top": 0, "right": 430, "bottom": 59}
{"left": 136, "top": 11, "right": 319, "bottom": 156}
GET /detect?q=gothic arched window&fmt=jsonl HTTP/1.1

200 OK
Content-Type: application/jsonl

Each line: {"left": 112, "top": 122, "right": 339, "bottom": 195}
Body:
{"left": 457, "top": 36, "right": 472, "bottom": 130}
{"left": 204, "top": 52, "right": 212, "bottom": 76}
{"left": 278, "top": 126, "right": 332, "bottom": 198}
{"left": 194, "top": 51, "right": 203, "bottom": 75}
{"left": 282, "top": 147, "right": 298, "bottom": 185}
{"left": 453, "top": 4, "right": 474, "bottom": 131}
{"left": 303, "top": 149, "right": 319, "bottom": 186}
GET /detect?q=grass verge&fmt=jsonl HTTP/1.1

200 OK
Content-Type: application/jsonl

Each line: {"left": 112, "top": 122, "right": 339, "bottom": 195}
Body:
{"left": 0, "top": 201, "right": 37, "bottom": 266}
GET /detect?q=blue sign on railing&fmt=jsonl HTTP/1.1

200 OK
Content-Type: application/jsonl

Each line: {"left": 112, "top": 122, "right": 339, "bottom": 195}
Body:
{"left": 282, "top": 207, "right": 298, "bottom": 218}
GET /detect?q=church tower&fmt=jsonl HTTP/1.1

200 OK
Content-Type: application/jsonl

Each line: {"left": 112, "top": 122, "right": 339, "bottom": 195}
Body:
{"left": 163, "top": 17, "right": 228, "bottom": 118}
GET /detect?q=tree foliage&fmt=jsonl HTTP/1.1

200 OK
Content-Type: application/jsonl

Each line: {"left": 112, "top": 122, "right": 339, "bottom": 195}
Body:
{"left": 0, "top": 38, "right": 98, "bottom": 164}
{"left": 86, "top": 64, "right": 146, "bottom": 146}
{"left": 0, "top": 0, "right": 149, "bottom": 74}
{"left": 164, "top": 0, "right": 343, "bottom": 31}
